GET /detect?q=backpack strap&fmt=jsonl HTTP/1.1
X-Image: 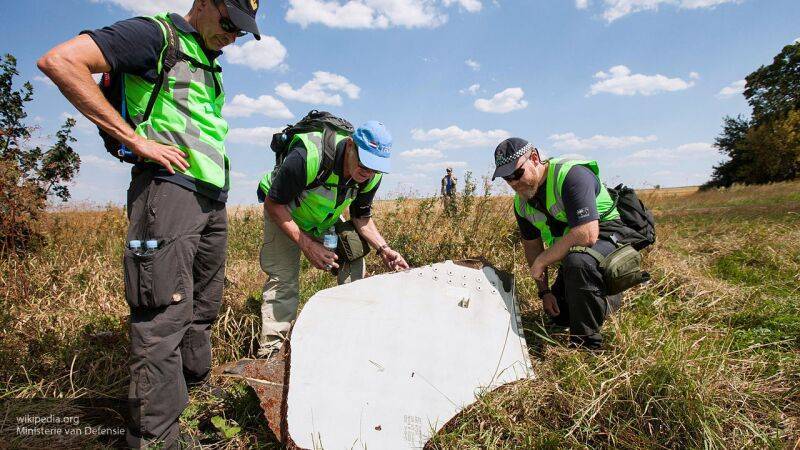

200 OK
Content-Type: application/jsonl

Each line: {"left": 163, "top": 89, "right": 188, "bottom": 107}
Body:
{"left": 569, "top": 245, "right": 606, "bottom": 265}
{"left": 142, "top": 17, "right": 179, "bottom": 122}
{"left": 307, "top": 126, "right": 338, "bottom": 189}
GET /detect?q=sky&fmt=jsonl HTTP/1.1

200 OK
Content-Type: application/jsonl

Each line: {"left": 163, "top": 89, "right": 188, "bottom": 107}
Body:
{"left": 3, "top": 0, "right": 799, "bottom": 206}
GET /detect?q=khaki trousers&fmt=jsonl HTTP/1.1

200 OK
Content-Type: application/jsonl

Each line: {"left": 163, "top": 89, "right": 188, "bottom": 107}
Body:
{"left": 258, "top": 205, "right": 364, "bottom": 355}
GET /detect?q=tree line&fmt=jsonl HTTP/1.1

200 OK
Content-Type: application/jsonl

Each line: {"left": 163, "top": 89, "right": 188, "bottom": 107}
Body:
{"left": 705, "top": 42, "right": 800, "bottom": 188}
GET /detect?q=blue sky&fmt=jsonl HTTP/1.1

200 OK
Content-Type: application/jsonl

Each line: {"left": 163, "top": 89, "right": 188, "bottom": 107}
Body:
{"left": 3, "top": 0, "right": 799, "bottom": 205}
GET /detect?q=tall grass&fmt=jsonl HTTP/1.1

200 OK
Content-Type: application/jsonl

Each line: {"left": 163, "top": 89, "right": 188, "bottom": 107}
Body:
{"left": 1, "top": 181, "right": 798, "bottom": 448}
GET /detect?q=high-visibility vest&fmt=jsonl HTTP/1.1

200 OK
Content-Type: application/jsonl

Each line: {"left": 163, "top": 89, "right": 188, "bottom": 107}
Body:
{"left": 514, "top": 158, "right": 619, "bottom": 246}
{"left": 258, "top": 131, "right": 382, "bottom": 237}
{"left": 125, "top": 13, "right": 228, "bottom": 189}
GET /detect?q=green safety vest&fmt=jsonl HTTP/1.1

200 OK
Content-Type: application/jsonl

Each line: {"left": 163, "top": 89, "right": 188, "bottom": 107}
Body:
{"left": 124, "top": 13, "right": 229, "bottom": 189}
{"left": 514, "top": 158, "right": 619, "bottom": 246}
{"left": 258, "top": 131, "right": 383, "bottom": 237}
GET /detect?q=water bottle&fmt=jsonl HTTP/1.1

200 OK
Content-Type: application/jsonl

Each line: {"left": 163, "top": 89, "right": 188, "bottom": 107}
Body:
{"left": 145, "top": 239, "right": 158, "bottom": 255}
{"left": 129, "top": 240, "right": 142, "bottom": 255}
{"left": 323, "top": 227, "right": 338, "bottom": 252}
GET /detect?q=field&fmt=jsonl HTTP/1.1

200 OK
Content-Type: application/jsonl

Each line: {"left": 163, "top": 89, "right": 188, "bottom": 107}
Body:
{"left": 1, "top": 179, "right": 799, "bottom": 449}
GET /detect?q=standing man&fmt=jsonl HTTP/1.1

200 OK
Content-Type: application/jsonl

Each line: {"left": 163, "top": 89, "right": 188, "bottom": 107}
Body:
{"left": 256, "top": 121, "right": 410, "bottom": 357}
{"left": 440, "top": 167, "right": 458, "bottom": 211}
{"left": 492, "top": 138, "right": 627, "bottom": 349}
{"left": 38, "top": 1, "right": 260, "bottom": 447}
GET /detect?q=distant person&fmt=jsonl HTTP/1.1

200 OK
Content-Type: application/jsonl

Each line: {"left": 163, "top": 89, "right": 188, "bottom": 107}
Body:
{"left": 492, "top": 138, "right": 636, "bottom": 349}
{"left": 38, "top": 0, "right": 261, "bottom": 447}
{"left": 256, "top": 120, "right": 409, "bottom": 358}
{"left": 441, "top": 167, "right": 458, "bottom": 210}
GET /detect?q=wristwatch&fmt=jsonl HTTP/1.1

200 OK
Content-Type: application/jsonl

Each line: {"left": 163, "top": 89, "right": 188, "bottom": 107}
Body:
{"left": 376, "top": 244, "right": 389, "bottom": 256}
{"left": 537, "top": 289, "right": 552, "bottom": 299}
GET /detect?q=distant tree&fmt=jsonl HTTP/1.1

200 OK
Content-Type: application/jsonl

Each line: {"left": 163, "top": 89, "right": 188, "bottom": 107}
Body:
{"left": 706, "top": 42, "right": 800, "bottom": 188}
{"left": 705, "top": 115, "right": 751, "bottom": 188}
{"left": 0, "top": 54, "right": 80, "bottom": 254}
{"left": 744, "top": 42, "right": 800, "bottom": 122}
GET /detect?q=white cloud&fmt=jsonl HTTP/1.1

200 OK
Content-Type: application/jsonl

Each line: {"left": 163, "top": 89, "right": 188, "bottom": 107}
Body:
{"left": 689, "top": 71, "right": 700, "bottom": 79}
{"left": 716, "top": 79, "right": 746, "bottom": 99}
{"left": 459, "top": 83, "right": 480, "bottom": 95}
{"left": 613, "top": 142, "right": 717, "bottom": 167}
{"left": 575, "top": 0, "right": 589, "bottom": 9}
{"left": 227, "top": 126, "right": 284, "bottom": 145}
{"left": 465, "top": 59, "right": 481, "bottom": 71}
{"left": 410, "top": 160, "right": 467, "bottom": 172}
{"left": 411, "top": 125, "right": 510, "bottom": 149}
{"left": 399, "top": 148, "right": 443, "bottom": 158}
{"left": 597, "top": 0, "right": 739, "bottom": 23}
{"left": 555, "top": 152, "right": 589, "bottom": 160}
{"left": 589, "top": 65, "right": 695, "bottom": 96}
{"left": 474, "top": 87, "right": 528, "bottom": 113}
{"left": 275, "top": 71, "right": 360, "bottom": 106}
{"left": 225, "top": 94, "right": 293, "bottom": 119}
{"left": 89, "top": 0, "right": 192, "bottom": 15}
{"left": 443, "top": 0, "right": 482, "bottom": 12}
{"left": 286, "top": 0, "right": 456, "bottom": 29}
{"left": 225, "top": 37, "right": 288, "bottom": 71}
{"left": 795, "top": 37, "right": 800, "bottom": 44}
{"left": 80, "top": 154, "right": 128, "bottom": 173}
{"left": 549, "top": 132, "right": 657, "bottom": 150}
{"left": 61, "top": 112, "right": 95, "bottom": 135}
{"left": 34, "top": 76, "right": 55, "bottom": 87}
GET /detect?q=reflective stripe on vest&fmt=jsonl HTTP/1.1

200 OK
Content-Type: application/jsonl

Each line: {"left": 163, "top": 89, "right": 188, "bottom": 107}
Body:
{"left": 514, "top": 158, "right": 619, "bottom": 246}
{"left": 125, "top": 13, "right": 228, "bottom": 189}
{"left": 258, "top": 131, "right": 382, "bottom": 237}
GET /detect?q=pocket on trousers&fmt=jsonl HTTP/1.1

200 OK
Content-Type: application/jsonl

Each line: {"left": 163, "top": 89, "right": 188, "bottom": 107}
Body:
{"left": 123, "top": 235, "right": 200, "bottom": 308}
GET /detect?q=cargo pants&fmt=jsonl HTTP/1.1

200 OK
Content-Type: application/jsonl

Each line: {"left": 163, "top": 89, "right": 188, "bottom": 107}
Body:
{"left": 258, "top": 205, "right": 364, "bottom": 356}
{"left": 123, "top": 168, "right": 227, "bottom": 449}
{"left": 549, "top": 239, "right": 622, "bottom": 349}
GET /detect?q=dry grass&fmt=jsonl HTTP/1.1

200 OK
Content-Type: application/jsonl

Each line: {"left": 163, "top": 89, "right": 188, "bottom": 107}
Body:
{"left": 1, "top": 177, "right": 799, "bottom": 449}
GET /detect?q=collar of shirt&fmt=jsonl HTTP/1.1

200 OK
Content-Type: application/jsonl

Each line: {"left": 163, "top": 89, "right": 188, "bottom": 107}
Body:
{"left": 168, "top": 13, "right": 223, "bottom": 61}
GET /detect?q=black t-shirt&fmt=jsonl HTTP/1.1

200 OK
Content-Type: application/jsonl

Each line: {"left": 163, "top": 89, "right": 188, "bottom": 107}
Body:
{"left": 257, "top": 139, "right": 380, "bottom": 219}
{"left": 84, "top": 14, "right": 227, "bottom": 203}
{"left": 516, "top": 165, "right": 601, "bottom": 240}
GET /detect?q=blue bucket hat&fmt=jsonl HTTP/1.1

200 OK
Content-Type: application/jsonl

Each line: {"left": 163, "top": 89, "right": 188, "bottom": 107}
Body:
{"left": 352, "top": 121, "right": 392, "bottom": 173}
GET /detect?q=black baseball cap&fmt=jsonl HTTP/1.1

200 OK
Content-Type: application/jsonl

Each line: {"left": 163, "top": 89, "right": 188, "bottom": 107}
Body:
{"left": 491, "top": 137, "right": 536, "bottom": 180}
{"left": 223, "top": 0, "right": 261, "bottom": 40}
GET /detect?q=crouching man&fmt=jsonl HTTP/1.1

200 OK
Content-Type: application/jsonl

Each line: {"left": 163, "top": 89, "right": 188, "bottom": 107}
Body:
{"left": 493, "top": 138, "right": 630, "bottom": 349}
{"left": 255, "top": 120, "right": 409, "bottom": 357}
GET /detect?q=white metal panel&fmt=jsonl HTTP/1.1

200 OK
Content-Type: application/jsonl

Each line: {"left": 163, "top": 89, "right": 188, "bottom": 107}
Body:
{"left": 287, "top": 261, "right": 533, "bottom": 449}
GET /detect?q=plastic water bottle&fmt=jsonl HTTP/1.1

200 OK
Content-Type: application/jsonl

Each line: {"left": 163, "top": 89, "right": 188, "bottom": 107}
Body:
{"left": 129, "top": 240, "right": 142, "bottom": 255}
{"left": 145, "top": 239, "right": 158, "bottom": 255}
{"left": 323, "top": 227, "right": 338, "bottom": 252}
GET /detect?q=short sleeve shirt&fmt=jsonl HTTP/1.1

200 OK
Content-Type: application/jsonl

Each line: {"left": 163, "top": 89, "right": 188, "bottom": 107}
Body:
{"left": 516, "top": 165, "right": 601, "bottom": 240}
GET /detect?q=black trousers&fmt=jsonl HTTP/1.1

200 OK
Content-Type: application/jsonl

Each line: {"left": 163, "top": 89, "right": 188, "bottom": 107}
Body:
{"left": 123, "top": 169, "right": 227, "bottom": 449}
{"left": 549, "top": 239, "right": 622, "bottom": 348}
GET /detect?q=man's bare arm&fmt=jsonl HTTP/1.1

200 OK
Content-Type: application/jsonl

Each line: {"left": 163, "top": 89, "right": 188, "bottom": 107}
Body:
{"left": 264, "top": 198, "right": 338, "bottom": 270}
{"left": 37, "top": 35, "right": 188, "bottom": 173}
{"left": 522, "top": 238, "right": 549, "bottom": 292}
{"left": 535, "top": 220, "right": 599, "bottom": 269}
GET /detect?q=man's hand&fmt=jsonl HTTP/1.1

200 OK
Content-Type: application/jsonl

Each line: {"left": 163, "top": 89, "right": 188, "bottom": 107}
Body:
{"left": 300, "top": 239, "right": 339, "bottom": 271}
{"left": 130, "top": 137, "right": 190, "bottom": 174}
{"left": 380, "top": 247, "right": 409, "bottom": 271}
{"left": 530, "top": 258, "right": 547, "bottom": 281}
{"left": 541, "top": 292, "right": 560, "bottom": 317}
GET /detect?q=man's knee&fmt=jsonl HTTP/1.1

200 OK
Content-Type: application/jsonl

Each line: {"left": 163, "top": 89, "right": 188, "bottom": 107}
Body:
{"left": 562, "top": 250, "right": 597, "bottom": 270}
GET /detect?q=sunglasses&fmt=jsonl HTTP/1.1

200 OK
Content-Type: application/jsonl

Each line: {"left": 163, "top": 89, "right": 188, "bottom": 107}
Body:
{"left": 216, "top": 3, "right": 246, "bottom": 36}
{"left": 502, "top": 166, "right": 526, "bottom": 182}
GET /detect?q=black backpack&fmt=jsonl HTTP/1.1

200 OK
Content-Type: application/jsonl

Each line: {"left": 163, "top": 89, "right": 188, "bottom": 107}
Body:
{"left": 601, "top": 184, "right": 656, "bottom": 250}
{"left": 98, "top": 16, "right": 219, "bottom": 163}
{"left": 270, "top": 110, "right": 353, "bottom": 189}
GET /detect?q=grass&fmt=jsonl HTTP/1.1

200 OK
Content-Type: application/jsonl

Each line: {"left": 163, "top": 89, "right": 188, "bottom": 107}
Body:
{"left": 1, "top": 177, "right": 799, "bottom": 449}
